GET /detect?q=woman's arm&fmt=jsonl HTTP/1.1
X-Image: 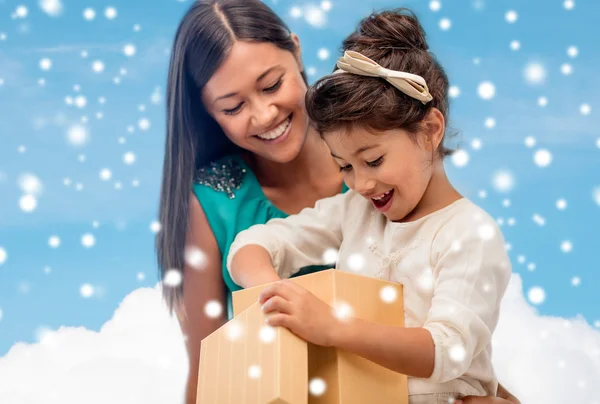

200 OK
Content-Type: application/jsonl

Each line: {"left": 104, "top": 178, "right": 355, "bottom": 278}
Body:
{"left": 175, "top": 194, "right": 228, "bottom": 404}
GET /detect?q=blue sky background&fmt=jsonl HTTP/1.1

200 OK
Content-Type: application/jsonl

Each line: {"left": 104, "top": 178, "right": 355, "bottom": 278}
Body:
{"left": 0, "top": 0, "right": 599, "bottom": 358}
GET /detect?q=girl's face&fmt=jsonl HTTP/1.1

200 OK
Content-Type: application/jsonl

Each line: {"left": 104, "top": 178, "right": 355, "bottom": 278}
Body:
{"left": 324, "top": 125, "right": 437, "bottom": 222}
{"left": 202, "top": 40, "right": 309, "bottom": 164}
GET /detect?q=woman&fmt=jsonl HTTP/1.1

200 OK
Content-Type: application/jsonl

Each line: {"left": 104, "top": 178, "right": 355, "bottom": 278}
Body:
{"left": 156, "top": 1, "right": 521, "bottom": 403}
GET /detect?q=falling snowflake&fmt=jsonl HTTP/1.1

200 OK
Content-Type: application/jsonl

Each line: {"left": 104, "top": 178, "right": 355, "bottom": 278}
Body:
{"left": 163, "top": 269, "right": 182, "bottom": 287}
{"left": 248, "top": 365, "right": 262, "bottom": 379}
{"left": 80, "top": 284, "right": 94, "bottom": 298}
{"left": 317, "top": 48, "right": 330, "bottom": 60}
{"left": 259, "top": 325, "right": 276, "bottom": 343}
{"left": 123, "top": 44, "right": 136, "bottom": 57}
{"left": 104, "top": 7, "right": 117, "bottom": 20}
{"left": 532, "top": 213, "right": 546, "bottom": 226}
{"left": 18, "top": 173, "right": 43, "bottom": 195}
{"left": 524, "top": 136, "right": 536, "bottom": 148}
{"left": 39, "top": 0, "right": 63, "bottom": 17}
{"left": 571, "top": 276, "right": 581, "bottom": 287}
{"left": 20, "top": 194, "right": 37, "bottom": 212}
{"left": 524, "top": 62, "right": 546, "bottom": 85}
{"left": 321, "top": 1, "right": 332, "bottom": 11}
{"left": 538, "top": 96, "right": 548, "bottom": 107}
{"left": 81, "top": 233, "right": 96, "bottom": 248}
{"left": 380, "top": 286, "right": 398, "bottom": 303}
{"left": 449, "top": 344, "right": 467, "bottom": 362}
{"left": 471, "top": 138, "right": 482, "bottom": 150}
{"left": 138, "top": 118, "right": 150, "bottom": 131}
{"left": 66, "top": 124, "right": 89, "bottom": 146}
{"left": 510, "top": 40, "right": 521, "bottom": 51}
{"left": 448, "top": 86, "right": 460, "bottom": 98}
{"left": 225, "top": 319, "right": 244, "bottom": 341}
{"left": 580, "top": 103, "right": 591, "bottom": 115}
{"left": 567, "top": 46, "right": 579, "bottom": 58}
{"left": 505, "top": 10, "right": 518, "bottom": 24}
{"left": 492, "top": 170, "right": 515, "bottom": 193}
{"left": 477, "top": 81, "right": 495, "bottom": 100}
{"left": 484, "top": 117, "right": 496, "bottom": 129}
{"left": 333, "top": 301, "right": 354, "bottom": 321}
{"left": 136, "top": 272, "right": 145, "bottom": 281}
{"left": 309, "top": 378, "right": 327, "bottom": 396}
{"left": 556, "top": 199, "right": 568, "bottom": 210}
{"left": 204, "top": 300, "right": 223, "bottom": 318}
{"left": 185, "top": 246, "right": 207, "bottom": 270}
{"left": 478, "top": 224, "right": 495, "bottom": 240}
{"left": 39, "top": 58, "right": 52, "bottom": 71}
{"left": 150, "top": 221, "right": 162, "bottom": 233}
{"left": 560, "top": 240, "right": 573, "bottom": 253}
{"left": 533, "top": 149, "right": 552, "bottom": 167}
{"left": 304, "top": 4, "right": 326, "bottom": 27}
{"left": 347, "top": 254, "right": 364, "bottom": 272}
{"left": 48, "top": 236, "right": 60, "bottom": 248}
{"left": 123, "top": 152, "right": 136, "bottom": 165}
{"left": 83, "top": 8, "right": 95, "bottom": 21}
{"left": 561, "top": 63, "right": 573, "bottom": 76}
{"left": 564, "top": 0, "right": 575, "bottom": 10}
{"left": 451, "top": 149, "right": 469, "bottom": 167}
{"left": 528, "top": 286, "right": 546, "bottom": 305}
{"left": 289, "top": 6, "right": 302, "bottom": 19}
{"left": 91, "top": 60, "right": 105, "bottom": 73}
{"left": 0, "top": 247, "right": 7, "bottom": 265}
{"left": 593, "top": 187, "right": 600, "bottom": 206}
{"left": 439, "top": 18, "right": 452, "bottom": 31}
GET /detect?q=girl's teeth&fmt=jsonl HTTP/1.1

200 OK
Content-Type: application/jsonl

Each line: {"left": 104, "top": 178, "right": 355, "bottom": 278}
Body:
{"left": 373, "top": 190, "right": 391, "bottom": 200}
{"left": 257, "top": 117, "right": 290, "bottom": 140}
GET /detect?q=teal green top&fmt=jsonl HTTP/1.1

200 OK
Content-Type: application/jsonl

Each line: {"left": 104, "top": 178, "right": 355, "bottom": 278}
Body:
{"left": 192, "top": 153, "right": 348, "bottom": 320}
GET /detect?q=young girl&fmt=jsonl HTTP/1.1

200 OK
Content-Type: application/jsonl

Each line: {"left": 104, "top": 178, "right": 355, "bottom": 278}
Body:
{"left": 226, "top": 8, "right": 511, "bottom": 404}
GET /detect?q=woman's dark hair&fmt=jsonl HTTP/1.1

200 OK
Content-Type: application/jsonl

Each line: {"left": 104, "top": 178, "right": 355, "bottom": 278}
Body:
{"left": 157, "top": 0, "right": 307, "bottom": 312}
{"left": 306, "top": 8, "right": 453, "bottom": 157}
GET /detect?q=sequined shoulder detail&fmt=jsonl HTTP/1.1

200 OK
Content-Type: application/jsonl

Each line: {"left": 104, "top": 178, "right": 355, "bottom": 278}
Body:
{"left": 194, "top": 157, "right": 247, "bottom": 199}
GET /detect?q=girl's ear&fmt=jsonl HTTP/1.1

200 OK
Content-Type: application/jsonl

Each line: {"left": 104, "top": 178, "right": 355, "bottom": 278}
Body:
{"left": 422, "top": 108, "right": 445, "bottom": 152}
{"left": 290, "top": 33, "right": 304, "bottom": 73}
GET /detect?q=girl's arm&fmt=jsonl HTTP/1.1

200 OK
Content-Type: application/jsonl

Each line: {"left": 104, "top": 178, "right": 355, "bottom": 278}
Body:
{"left": 331, "top": 319, "right": 435, "bottom": 378}
{"left": 227, "top": 192, "right": 350, "bottom": 288}
{"left": 327, "top": 213, "right": 511, "bottom": 383}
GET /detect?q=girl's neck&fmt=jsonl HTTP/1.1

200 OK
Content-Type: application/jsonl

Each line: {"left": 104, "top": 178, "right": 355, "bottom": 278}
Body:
{"left": 399, "top": 161, "right": 463, "bottom": 223}
{"left": 248, "top": 130, "right": 342, "bottom": 190}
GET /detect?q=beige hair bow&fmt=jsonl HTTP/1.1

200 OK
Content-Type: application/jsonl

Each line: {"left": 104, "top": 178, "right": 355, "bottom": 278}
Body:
{"left": 334, "top": 50, "right": 433, "bottom": 104}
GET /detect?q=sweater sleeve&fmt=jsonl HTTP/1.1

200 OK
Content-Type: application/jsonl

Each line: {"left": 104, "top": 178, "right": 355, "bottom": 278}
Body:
{"left": 226, "top": 192, "right": 350, "bottom": 279}
{"left": 423, "top": 211, "right": 512, "bottom": 383}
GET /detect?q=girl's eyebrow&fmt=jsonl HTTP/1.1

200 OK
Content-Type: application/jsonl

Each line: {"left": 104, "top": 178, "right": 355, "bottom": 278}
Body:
{"left": 331, "top": 144, "right": 378, "bottom": 159}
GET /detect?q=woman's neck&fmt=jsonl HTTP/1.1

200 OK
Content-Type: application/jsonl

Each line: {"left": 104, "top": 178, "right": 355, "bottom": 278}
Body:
{"left": 248, "top": 130, "right": 341, "bottom": 190}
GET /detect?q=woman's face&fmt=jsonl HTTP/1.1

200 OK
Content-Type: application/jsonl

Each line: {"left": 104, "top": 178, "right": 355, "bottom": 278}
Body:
{"left": 201, "top": 39, "right": 309, "bottom": 164}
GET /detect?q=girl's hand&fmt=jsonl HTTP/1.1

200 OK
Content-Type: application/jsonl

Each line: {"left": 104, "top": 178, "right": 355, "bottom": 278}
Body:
{"left": 258, "top": 279, "right": 339, "bottom": 347}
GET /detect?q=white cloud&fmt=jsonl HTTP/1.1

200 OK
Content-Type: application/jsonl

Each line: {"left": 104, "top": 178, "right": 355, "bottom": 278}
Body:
{"left": 0, "top": 286, "right": 188, "bottom": 404}
{"left": 0, "top": 276, "right": 598, "bottom": 403}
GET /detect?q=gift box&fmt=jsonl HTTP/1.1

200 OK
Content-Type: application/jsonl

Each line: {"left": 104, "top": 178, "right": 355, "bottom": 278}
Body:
{"left": 198, "top": 269, "right": 408, "bottom": 404}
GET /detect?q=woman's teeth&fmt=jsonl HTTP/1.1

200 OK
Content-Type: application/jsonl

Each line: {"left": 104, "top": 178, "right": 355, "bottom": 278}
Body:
{"left": 256, "top": 117, "right": 291, "bottom": 140}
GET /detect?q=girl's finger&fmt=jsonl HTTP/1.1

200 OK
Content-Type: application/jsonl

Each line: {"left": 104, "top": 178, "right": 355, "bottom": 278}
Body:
{"left": 261, "top": 295, "right": 293, "bottom": 315}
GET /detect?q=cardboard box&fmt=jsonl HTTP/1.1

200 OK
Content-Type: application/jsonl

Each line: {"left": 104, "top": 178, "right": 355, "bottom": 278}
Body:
{"left": 198, "top": 300, "right": 309, "bottom": 404}
{"left": 198, "top": 269, "right": 408, "bottom": 404}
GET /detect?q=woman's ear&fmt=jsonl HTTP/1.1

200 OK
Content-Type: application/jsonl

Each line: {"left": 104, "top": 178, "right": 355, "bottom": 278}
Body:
{"left": 290, "top": 33, "right": 304, "bottom": 72}
{"left": 422, "top": 108, "right": 445, "bottom": 152}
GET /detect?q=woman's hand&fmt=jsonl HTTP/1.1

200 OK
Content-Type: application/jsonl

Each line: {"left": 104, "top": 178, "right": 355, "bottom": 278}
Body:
{"left": 258, "top": 279, "right": 338, "bottom": 347}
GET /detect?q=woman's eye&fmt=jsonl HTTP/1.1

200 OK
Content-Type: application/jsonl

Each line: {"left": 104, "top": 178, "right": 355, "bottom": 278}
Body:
{"left": 367, "top": 156, "right": 384, "bottom": 167}
{"left": 223, "top": 103, "right": 243, "bottom": 115}
{"left": 264, "top": 79, "right": 282, "bottom": 93}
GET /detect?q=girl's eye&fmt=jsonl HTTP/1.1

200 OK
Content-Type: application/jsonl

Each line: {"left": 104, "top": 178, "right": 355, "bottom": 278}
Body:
{"left": 339, "top": 164, "right": 352, "bottom": 172}
{"left": 367, "top": 156, "right": 384, "bottom": 167}
{"left": 223, "top": 103, "right": 243, "bottom": 115}
{"left": 264, "top": 78, "right": 283, "bottom": 93}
